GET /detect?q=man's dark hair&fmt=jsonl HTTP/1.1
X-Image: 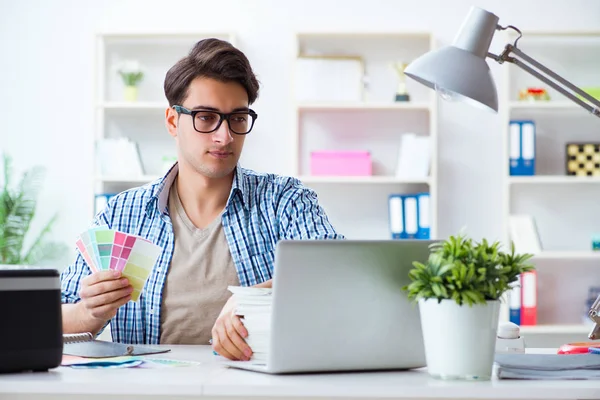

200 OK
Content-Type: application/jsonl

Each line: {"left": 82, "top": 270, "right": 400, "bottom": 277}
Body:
{"left": 164, "top": 38, "right": 259, "bottom": 106}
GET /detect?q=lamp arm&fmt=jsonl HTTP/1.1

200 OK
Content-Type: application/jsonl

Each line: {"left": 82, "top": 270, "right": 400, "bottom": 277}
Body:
{"left": 489, "top": 44, "right": 600, "bottom": 118}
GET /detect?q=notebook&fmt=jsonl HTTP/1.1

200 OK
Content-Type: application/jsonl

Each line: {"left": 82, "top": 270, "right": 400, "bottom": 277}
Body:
{"left": 63, "top": 333, "right": 170, "bottom": 358}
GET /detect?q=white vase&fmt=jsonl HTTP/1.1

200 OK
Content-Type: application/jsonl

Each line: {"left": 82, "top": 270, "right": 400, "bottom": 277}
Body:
{"left": 418, "top": 298, "right": 500, "bottom": 380}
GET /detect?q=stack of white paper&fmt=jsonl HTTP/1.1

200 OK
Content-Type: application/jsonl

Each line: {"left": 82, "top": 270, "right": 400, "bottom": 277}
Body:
{"left": 228, "top": 286, "right": 273, "bottom": 363}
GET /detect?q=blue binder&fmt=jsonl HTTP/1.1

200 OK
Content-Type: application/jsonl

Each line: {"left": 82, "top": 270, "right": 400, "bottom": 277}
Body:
{"left": 509, "top": 120, "right": 536, "bottom": 176}
{"left": 388, "top": 193, "right": 430, "bottom": 240}
{"left": 416, "top": 193, "right": 430, "bottom": 239}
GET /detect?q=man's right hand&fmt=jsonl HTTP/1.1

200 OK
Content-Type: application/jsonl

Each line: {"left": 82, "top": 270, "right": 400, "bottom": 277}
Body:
{"left": 78, "top": 270, "right": 132, "bottom": 327}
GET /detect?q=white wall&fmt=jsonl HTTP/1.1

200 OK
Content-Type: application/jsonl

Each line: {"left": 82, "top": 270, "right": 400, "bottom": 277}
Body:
{"left": 1, "top": 0, "right": 599, "bottom": 267}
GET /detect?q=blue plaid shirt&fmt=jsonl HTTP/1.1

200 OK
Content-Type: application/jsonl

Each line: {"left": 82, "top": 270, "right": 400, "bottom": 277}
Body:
{"left": 61, "top": 164, "right": 344, "bottom": 344}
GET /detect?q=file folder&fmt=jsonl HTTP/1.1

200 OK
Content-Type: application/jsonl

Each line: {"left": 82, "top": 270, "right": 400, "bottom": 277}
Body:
{"left": 388, "top": 195, "right": 404, "bottom": 239}
{"left": 388, "top": 193, "right": 430, "bottom": 240}
{"left": 509, "top": 275, "right": 521, "bottom": 325}
{"left": 404, "top": 196, "right": 418, "bottom": 239}
{"left": 416, "top": 193, "right": 430, "bottom": 239}
{"left": 521, "top": 270, "right": 537, "bottom": 326}
{"left": 509, "top": 120, "right": 536, "bottom": 176}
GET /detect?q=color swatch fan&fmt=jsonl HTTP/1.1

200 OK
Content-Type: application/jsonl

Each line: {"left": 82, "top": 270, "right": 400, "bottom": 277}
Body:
{"left": 75, "top": 225, "right": 162, "bottom": 302}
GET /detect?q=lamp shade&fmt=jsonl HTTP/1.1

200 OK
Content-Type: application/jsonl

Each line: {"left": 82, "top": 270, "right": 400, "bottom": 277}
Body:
{"left": 404, "top": 7, "right": 500, "bottom": 112}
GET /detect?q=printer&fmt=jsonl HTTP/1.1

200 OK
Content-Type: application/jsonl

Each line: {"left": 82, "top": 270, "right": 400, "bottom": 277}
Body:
{"left": 0, "top": 267, "right": 63, "bottom": 373}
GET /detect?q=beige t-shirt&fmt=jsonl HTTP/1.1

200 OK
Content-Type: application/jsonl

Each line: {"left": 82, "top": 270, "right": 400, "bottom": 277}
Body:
{"left": 159, "top": 181, "right": 240, "bottom": 344}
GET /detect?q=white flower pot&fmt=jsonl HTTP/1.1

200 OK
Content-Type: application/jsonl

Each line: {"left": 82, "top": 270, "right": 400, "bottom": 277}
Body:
{"left": 123, "top": 85, "right": 138, "bottom": 102}
{"left": 418, "top": 298, "right": 500, "bottom": 380}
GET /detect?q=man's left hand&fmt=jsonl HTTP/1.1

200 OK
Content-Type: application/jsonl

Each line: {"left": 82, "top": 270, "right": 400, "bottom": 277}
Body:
{"left": 211, "top": 279, "right": 272, "bottom": 360}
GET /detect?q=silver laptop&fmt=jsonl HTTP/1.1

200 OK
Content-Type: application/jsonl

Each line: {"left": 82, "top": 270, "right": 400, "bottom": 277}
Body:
{"left": 224, "top": 239, "right": 436, "bottom": 374}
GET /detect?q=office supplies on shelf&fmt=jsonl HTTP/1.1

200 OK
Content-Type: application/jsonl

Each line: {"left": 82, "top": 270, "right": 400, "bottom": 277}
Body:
{"left": 565, "top": 143, "right": 600, "bottom": 176}
{"left": 395, "top": 133, "right": 430, "bottom": 179}
{"left": 509, "top": 120, "right": 536, "bottom": 176}
{"left": 508, "top": 214, "right": 542, "bottom": 254}
{"left": 62, "top": 333, "right": 169, "bottom": 358}
{"left": 508, "top": 275, "right": 521, "bottom": 325}
{"left": 96, "top": 137, "right": 145, "bottom": 178}
{"left": 75, "top": 227, "right": 162, "bottom": 301}
{"left": 388, "top": 193, "right": 430, "bottom": 240}
{"left": 310, "top": 150, "right": 372, "bottom": 176}
{"left": 520, "top": 271, "right": 537, "bottom": 326}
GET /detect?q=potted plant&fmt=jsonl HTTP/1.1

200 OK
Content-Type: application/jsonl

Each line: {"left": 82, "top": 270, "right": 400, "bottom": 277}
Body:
{"left": 0, "top": 153, "right": 67, "bottom": 266}
{"left": 403, "top": 234, "right": 534, "bottom": 380}
{"left": 117, "top": 60, "right": 144, "bottom": 102}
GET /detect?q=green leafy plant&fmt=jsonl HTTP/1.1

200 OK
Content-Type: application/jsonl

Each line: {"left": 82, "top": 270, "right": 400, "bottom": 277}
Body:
{"left": 0, "top": 153, "right": 66, "bottom": 265}
{"left": 117, "top": 60, "right": 144, "bottom": 87}
{"left": 403, "top": 234, "right": 535, "bottom": 306}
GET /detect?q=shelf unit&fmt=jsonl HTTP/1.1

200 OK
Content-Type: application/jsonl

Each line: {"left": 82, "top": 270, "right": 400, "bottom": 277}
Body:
{"left": 499, "top": 31, "right": 600, "bottom": 343}
{"left": 93, "top": 31, "right": 235, "bottom": 213}
{"left": 291, "top": 32, "right": 438, "bottom": 240}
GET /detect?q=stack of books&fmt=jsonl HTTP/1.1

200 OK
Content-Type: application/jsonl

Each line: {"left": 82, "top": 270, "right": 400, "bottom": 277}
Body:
{"left": 228, "top": 286, "right": 273, "bottom": 363}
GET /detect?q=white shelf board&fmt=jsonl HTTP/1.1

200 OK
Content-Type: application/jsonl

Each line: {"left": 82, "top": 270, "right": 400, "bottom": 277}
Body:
{"left": 532, "top": 251, "right": 600, "bottom": 260}
{"left": 96, "top": 175, "right": 161, "bottom": 183}
{"left": 520, "top": 324, "right": 591, "bottom": 335}
{"left": 297, "top": 102, "right": 432, "bottom": 111}
{"left": 298, "top": 176, "right": 430, "bottom": 184}
{"left": 99, "top": 102, "right": 168, "bottom": 110}
{"left": 508, "top": 101, "right": 579, "bottom": 110}
{"left": 508, "top": 176, "right": 600, "bottom": 184}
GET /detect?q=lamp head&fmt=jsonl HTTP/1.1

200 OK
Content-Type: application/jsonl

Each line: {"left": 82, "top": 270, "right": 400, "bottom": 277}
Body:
{"left": 404, "top": 6, "right": 500, "bottom": 112}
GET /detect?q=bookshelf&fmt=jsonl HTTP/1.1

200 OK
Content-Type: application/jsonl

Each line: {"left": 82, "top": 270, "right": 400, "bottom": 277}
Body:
{"left": 292, "top": 32, "right": 438, "bottom": 240}
{"left": 93, "top": 31, "right": 235, "bottom": 214}
{"left": 499, "top": 31, "right": 600, "bottom": 343}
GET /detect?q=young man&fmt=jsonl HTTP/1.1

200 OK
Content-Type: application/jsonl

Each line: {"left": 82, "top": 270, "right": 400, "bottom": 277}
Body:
{"left": 60, "top": 38, "right": 344, "bottom": 361}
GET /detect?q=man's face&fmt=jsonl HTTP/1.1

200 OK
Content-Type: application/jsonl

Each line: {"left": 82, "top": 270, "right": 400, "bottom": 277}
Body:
{"left": 166, "top": 77, "right": 249, "bottom": 180}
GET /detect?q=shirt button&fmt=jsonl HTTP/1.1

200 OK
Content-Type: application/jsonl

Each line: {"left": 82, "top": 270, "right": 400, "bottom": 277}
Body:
{"left": 149, "top": 308, "right": 155, "bottom": 315}
{"left": 156, "top": 267, "right": 162, "bottom": 272}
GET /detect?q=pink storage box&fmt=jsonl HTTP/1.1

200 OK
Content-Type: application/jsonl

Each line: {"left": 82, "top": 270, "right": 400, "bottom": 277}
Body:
{"left": 310, "top": 151, "right": 372, "bottom": 176}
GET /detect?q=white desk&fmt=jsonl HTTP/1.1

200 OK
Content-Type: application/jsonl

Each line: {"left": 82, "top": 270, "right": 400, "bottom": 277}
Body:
{"left": 1, "top": 346, "right": 600, "bottom": 400}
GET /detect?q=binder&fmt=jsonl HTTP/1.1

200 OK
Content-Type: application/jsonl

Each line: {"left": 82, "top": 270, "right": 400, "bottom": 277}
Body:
{"left": 509, "top": 120, "right": 536, "bottom": 176}
{"left": 388, "top": 193, "right": 430, "bottom": 240}
{"left": 388, "top": 195, "right": 404, "bottom": 239}
{"left": 509, "top": 275, "right": 521, "bottom": 325}
{"left": 521, "top": 270, "right": 537, "bottom": 326}
{"left": 521, "top": 121, "right": 536, "bottom": 176}
{"left": 416, "top": 193, "right": 430, "bottom": 239}
{"left": 509, "top": 121, "right": 521, "bottom": 176}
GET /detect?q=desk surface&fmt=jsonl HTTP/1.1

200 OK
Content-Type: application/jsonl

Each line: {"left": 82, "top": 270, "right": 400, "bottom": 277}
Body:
{"left": 1, "top": 346, "right": 600, "bottom": 400}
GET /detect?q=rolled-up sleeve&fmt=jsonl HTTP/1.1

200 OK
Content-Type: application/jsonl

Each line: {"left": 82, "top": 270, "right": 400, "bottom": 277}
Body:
{"left": 60, "top": 208, "right": 112, "bottom": 304}
{"left": 278, "top": 181, "right": 345, "bottom": 240}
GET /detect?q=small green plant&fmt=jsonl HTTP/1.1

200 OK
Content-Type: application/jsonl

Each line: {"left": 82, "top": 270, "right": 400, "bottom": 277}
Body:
{"left": 118, "top": 60, "right": 144, "bottom": 87}
{"left": 403, "top": 234, "right": 535, "bottom": 306}
{"left": 0, "top": 153, "right": 67, "bottom": 265}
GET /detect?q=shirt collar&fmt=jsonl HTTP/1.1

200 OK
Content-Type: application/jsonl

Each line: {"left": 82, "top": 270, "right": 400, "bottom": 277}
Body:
{"left": 145, "top": 162, "right": 249, "bottom": 217}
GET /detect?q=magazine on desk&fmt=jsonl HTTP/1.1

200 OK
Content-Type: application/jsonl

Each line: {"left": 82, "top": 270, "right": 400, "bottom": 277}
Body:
{"left": 63, "top": 332, "right": 169, "bottom": 358}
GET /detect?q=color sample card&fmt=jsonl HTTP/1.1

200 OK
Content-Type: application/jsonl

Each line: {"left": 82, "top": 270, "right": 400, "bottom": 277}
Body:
{"left": 121, "top": 238, "right": 162, "bottom": 302}
{"left": 75, "top": 227, "right": 161, "bottom": 302}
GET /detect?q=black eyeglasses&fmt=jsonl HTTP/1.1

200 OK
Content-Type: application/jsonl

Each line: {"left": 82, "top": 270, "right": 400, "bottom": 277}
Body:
{"left": 173, "top": 105, "right": 258, "bottom": 135}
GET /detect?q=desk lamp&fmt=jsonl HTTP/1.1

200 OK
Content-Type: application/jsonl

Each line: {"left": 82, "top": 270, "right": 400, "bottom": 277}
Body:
{"left": 403, "top": 7, "right": 600, "bottom": 339}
